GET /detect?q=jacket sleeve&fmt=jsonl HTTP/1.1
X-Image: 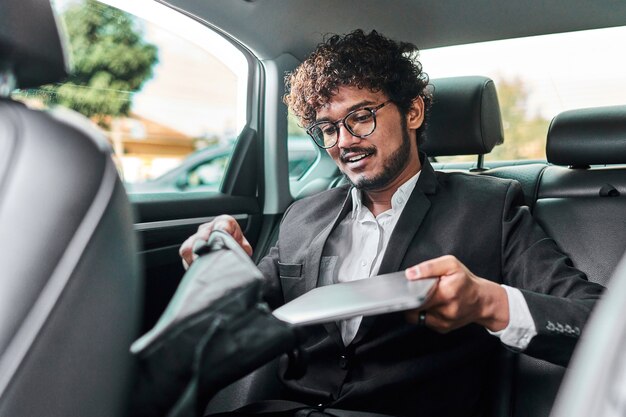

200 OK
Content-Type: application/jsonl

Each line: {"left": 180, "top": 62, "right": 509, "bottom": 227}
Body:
{"left": 500, "top": 180, "right": 605, "bottom": 366}
{"left": 257, "top": 244, "right": 283, "bottom": 309}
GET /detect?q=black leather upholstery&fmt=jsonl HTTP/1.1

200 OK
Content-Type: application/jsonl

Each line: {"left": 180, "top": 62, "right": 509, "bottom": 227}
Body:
{"left": 0, "top": 0, "right": 67, "bottom": 88}
{"left": 534, "top": 167, "right": 626, "bottom": 286}
{"left": 546, "top": 105, "right": 626, "bottom": 167}
{"left": 0, "top": 1, "right": 141, "bottom": 416}
{"left": 535, "top": 107, "right": 626, "bottom": 287}
{"left": 482, "top": 163, "right": 547, "bottom": 210}
{"left": 422, "top": 81, "right": 625, "bottom": 417}
{"left": 422, "top": 75, "right": 504, "bottom": 156}
{"left": 0, "top": 101, "right": 142, "bottom": 417}
{"left": 510, "top": 106, "right": 626, "bottom": 417}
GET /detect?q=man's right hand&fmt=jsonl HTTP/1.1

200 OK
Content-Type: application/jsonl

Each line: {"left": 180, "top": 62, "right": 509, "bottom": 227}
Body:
{"left": 179, "top": 215, "right": 253, "bottom": 268}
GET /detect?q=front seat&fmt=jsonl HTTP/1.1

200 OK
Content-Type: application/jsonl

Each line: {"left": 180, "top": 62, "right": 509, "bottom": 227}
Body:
{"left": 0, "top": 1, "right": 141, "bottom": 416}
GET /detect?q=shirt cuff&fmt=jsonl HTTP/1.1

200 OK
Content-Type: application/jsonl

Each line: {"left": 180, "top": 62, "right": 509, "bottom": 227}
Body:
{"left": 488, "top": 285, "right": 538, "bottom": 350}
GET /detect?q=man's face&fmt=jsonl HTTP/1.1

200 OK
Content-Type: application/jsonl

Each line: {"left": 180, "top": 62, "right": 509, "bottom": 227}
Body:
{"left": 316, "top": 86, "right": 424, "bottom": 192}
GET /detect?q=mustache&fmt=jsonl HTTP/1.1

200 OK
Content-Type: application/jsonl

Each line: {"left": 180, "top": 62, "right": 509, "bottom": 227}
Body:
{"left": 340, "top": 146, "right": 376, "bottom": 163}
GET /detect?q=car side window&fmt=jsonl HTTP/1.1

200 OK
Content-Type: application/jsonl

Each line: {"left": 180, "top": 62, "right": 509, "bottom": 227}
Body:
{"left": 287, "top": 111, "right": 318, "bottom": 180}
{"left": 185, "top": 155, "right": 231, "bottom": 190}
{"left": 12, "top": 0, "right": 247, "bottom": 194}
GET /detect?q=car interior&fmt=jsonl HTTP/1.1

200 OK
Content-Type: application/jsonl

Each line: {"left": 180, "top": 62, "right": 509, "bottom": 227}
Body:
{"left": 1, "top": 0, "right": 626, "bottom": 416}
{"left": 0, "top": 2, "right": 141, "bottom": 416}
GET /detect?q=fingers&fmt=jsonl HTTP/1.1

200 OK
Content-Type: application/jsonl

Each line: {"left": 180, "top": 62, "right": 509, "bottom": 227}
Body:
{"left": 404, "top": 255, "right": 486, "bottom": 333}
{"left": 405, "top": 308, "right": 466, "bottom": 333}
{"left": 405, "top": 255, "right": 465, "bottom": 280}
{"left": 213, "top": 216, "right": 253, "bottom": 256}
{"left": 239, "top": 236, "right": 254, "bottom": 257}
{"left": 405, "top": 309, "right": 450, "bottom": 332}
{"left": 178, "top": 215, "right": 253, "bottom": 267}
{"left": 405, "top": 309, "right": 425, "bottom": 325}
{"left": 179, "top": 228, "right": 211, "bottom": 268}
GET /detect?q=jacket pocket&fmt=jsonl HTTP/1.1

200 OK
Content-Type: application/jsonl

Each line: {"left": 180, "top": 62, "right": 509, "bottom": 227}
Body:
{"left": 278, "top": 262, "right": 303, "bottom": 279}
{"left": 278, "top": 262, "right": 304, "bottom": 302}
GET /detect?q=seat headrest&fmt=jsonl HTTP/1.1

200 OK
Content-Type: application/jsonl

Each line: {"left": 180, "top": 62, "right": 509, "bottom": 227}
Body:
{"left": 422, "top": 76, "right": 504, "bottom": 157}
{"left": 547, "top": 105, "right": 626, "bottom": 166}
{"left": 0, "top": 0, "right": 68, "bottom": 89}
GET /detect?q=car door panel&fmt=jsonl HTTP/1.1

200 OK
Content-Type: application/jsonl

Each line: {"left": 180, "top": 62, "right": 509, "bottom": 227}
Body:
{"left": 131, "top": 128, "right": 265, "bottom": 331}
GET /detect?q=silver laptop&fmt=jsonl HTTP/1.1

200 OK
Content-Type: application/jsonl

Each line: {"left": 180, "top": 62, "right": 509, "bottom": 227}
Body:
{"left": 272, "top": 271, "right": 438, "bottom": 326}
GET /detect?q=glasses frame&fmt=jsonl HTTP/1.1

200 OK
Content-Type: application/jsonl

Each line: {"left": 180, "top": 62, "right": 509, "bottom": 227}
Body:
{"left": 305, "top": 100, "right": 392, "bottom": 149}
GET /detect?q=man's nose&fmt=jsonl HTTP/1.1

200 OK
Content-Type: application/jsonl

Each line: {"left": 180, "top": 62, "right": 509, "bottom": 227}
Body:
{"left": 336, "top": 123, "right": 361, "bottom": 149}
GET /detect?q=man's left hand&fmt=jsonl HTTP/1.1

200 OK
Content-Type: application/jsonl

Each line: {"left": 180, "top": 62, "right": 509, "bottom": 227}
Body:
{"left": 405, "top": 255, "right": 509, "bottom": 333}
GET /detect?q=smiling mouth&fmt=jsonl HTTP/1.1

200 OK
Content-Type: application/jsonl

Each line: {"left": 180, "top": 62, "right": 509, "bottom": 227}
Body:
{"left": 342, "top": 150, "right": 375, "bottom": 164}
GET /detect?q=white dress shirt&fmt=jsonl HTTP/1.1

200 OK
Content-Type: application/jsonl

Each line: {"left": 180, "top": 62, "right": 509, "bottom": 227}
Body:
{"left": 320, "top": 171, "right": 537, "bottom": 348}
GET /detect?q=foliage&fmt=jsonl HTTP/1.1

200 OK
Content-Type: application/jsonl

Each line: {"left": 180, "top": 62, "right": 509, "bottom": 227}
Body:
{"left": 288, "top": 110, "right": 307, "bottom": 136}
{"left": 41, "top": 0, "right": 158, "bottom": 126}
{"left": 488, "top": 77, "right": 550, "bottom": 160}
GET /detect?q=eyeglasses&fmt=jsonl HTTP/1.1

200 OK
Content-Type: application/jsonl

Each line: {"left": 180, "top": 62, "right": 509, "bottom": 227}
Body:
{"left": 306, "top": 100, "right": 392, "bottom": 149}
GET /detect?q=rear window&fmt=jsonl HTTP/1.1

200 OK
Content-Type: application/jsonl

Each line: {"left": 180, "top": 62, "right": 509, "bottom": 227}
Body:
{"left": 420, "top": 26, "right": 626, "bottom": 162}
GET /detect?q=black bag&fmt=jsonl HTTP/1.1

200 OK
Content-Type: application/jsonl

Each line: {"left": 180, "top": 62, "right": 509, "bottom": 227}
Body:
{"left": 129, "top": 231, "right": 299, "bottom": 417}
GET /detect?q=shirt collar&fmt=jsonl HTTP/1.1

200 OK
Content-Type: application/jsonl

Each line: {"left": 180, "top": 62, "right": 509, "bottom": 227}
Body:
{"left": 350, "top": 170, "right": 421, "bottom": 220}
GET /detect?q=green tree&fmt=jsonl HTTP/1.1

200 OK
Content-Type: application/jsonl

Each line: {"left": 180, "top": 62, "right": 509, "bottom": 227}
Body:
{"left": 41, "top": 0, "right": 158, "bottom": 126}
{"left": 489, "top": 77, "right": 550, "bottom": 160}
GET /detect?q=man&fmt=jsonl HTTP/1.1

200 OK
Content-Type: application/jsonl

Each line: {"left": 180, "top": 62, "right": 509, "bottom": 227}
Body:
{"left": 180, "top": 30, "right": 603, "bottom": 416}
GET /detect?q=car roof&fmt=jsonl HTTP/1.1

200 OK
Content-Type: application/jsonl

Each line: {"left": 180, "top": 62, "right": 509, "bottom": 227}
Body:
{"left": 165, "top": 0, "right": 626, "bottom": 60}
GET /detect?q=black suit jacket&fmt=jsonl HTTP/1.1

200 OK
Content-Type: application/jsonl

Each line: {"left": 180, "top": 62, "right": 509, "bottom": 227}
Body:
{"left": 257, "top": 157, "right": 604, "bottom": 417}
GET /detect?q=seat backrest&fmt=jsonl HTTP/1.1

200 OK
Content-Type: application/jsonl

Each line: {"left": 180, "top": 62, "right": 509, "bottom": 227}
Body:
{"left": 0, "top": 1, "right": 141, "bottom": 416}
{"left": 536, "top": 105, "right": 626, "bottom": 285}
{"left": 511, "top": 105, "right": 626, "bottom": 417}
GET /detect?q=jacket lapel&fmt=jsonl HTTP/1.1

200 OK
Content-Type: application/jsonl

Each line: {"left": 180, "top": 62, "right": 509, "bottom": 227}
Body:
{"left": 303, "top": 187, "right": 353, "bottom": 293}
{"left": 302, "top": 187, "right": 353, "bottom": 347}
{"left": 378, "top": 157, "right": 438, "bottom": 274}
{"left": 352, "top": 155, "right": 438, "bottom": 345}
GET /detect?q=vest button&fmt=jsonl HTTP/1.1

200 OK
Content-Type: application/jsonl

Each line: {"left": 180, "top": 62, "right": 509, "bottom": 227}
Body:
{"left": 339, "top": 354, "right": 349, "bottom": 369}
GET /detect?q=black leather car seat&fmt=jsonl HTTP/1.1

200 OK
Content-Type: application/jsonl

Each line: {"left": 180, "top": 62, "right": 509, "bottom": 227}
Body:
{"left": 0, "top": 1, "right": 141, "bottom": 416}
{"left": 511, "top": 105, "right": 626, "bottom": 417}
{"left": 423, "top": 75, "right": 503, "bottom": 160}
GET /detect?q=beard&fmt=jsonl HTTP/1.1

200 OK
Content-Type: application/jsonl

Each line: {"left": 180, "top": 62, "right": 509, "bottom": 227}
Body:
{"left": 342, "top": 120, "right": 412, "bottom": 191}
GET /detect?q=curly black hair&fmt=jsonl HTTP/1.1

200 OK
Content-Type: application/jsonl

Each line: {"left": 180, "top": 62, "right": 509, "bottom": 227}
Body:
{"left": 284, "top": 29, "right": 432, "bottom": 143}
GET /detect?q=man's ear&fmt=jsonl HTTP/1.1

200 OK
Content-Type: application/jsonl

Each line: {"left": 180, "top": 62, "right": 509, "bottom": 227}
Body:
{"left": 406, "top": 96, "right": 425, "bottom": 129}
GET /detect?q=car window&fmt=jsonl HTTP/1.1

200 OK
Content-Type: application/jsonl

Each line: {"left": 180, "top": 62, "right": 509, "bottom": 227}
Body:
{"left": 187, "top": 155, "right": 231, "bottom": 190}
{"left": 287, "top": 110, "right": 318, "bottom": 180}
{"left": 12, "top": 0, "right": 248, "bottom": 193}
{"left": 420, "top": 26, "right": 626, "bottom": 163}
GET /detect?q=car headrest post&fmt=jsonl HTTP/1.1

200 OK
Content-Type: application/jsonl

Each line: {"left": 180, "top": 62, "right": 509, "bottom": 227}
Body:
{"left": 0, "top": 68, "right": 16, "bottom": 98}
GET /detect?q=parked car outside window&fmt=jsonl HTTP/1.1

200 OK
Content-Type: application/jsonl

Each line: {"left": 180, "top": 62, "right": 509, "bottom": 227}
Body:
{"left": 127, "top": 136, "right": 317, "bottom": 193}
